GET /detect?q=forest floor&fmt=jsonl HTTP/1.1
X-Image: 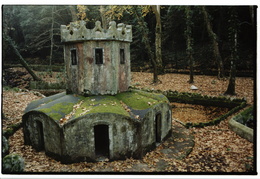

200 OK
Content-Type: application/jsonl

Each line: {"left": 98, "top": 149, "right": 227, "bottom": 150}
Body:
{"left": 2, "top": 68, "right": 255, "bottom": 173}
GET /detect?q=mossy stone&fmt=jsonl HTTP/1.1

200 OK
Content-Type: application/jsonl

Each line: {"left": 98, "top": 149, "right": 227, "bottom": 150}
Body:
{"left": 27, "top": 90, "right": 168, "bottom": 122}
{"left": 73, "top": 95, "right": 130, "bottom": 118}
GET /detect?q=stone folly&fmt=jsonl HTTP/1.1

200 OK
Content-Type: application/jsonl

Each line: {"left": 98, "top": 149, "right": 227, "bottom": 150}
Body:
{"left": 22, "top": 21, "right": 172, "bottom": 163}
{"left": 60, "top": 20, "right": 132, "bottom": 96}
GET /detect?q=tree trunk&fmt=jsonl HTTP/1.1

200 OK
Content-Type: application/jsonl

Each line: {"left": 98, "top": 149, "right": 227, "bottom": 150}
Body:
{"left": 152, "top": 5, "right": 164, "bottom": 74}
{"left": 133, "top": 6, "right": 159, "bottom": 83}
{"left": 185, "top": 6, "right": 194, "bottom": 84}
{"left": 225, "top": 9, "right": 238, "bottom": 95}
{"left": 225, "top": 32, "right": 237, "bottom": 95}
{"left": 100, "top": 5, "right": 109, "bottom": 30}
{"left": 69, "top": 5, "right": 78, "bottom": 21}
{"left": 49, "top": 6, "right": 54, "bottom": 68}
{"left": 5, "top": 35, "right": 41, "bottom": 81}
{"left": 201, "top": 6, "right": 225, "bottom": 79}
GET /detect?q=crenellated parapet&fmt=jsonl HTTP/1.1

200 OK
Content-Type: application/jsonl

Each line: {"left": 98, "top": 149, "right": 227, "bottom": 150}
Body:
{"left": 61, "top": 20, "right": 132, "bottom": 42}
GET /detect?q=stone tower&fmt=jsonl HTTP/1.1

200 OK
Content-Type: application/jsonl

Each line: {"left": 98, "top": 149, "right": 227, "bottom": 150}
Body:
{"left": 60, "top": 20, "right": 132, "bottom": 96}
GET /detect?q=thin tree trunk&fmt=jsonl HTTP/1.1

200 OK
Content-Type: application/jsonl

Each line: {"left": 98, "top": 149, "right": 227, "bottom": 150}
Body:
{"left": 69, "top": 5, "right": 78, "bottom": 21}
{"left": 6, "top": 35, "right": 41, "bottom": 81}
{"left": 152, "top": 5, "right": 164, "bottom": 74}
{"left": 201, "top": 6, "right": 225, "bottom": 79}
{"left": 49, "top": 6, "right": 54, "bottom": 68}
{"left": 100, "top": 5, "right": 109, "bottom": 30}
{"left": 225, "top": 32, "right": 237, "bottom": 95}
{"left": 185, "top": 6, "right": 194, "bottom": 84}
{"left": 225, "top": 9, "right": 238, "bottom": 95}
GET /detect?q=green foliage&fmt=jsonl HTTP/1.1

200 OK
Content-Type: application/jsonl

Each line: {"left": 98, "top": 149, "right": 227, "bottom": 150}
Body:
{"left": 2, "top": 136, "right": 9, "bottom": 157}
{"left": 3, "top": 86, "right": 20, "bottom": 92}
{"left": 2, "top": 154, "right": 25, "bottom": 173}
{"left": 77, "top": 5, "right": 89, "bottom": 21}
{"left": 3, "top": 122, "right": 23, "bottom": 139}
{"left": 233, "top": 106, "right": 254, "bottom": 126}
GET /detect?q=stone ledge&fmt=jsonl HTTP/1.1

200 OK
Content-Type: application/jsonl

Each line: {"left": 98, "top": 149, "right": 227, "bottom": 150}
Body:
{"left": 228, "top": 115, "right": 253, "bottom": 142}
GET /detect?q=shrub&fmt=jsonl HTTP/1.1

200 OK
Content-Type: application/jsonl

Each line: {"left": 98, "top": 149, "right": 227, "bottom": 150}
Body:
{"left": 2, "top": 154, "right": 25, "bottom": 173}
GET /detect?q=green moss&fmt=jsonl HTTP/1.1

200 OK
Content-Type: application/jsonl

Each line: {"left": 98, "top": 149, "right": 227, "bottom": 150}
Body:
{"left": 31, "top": 90, "right": 169, "bottom": 122}
{"left": 38, "top": 102, "right": 75, "bottom": 121}
{"left": 116, "top": 90, "right": 166, "bottom": 110}
{"left": 48, "top": 113, "right": 63, "bottom": 121}
{"left": 73, "top": 95, "right": 130, "bottom": 118}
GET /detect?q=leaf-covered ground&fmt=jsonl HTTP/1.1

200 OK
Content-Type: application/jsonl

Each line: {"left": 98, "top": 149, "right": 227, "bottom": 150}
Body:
{"left": 172, "top": 102, "right": 229, "bottom": 124}
{"left": 132, "top": 72, "right": 254, "bottom": 104}
{"left": 2, "top": 71, "right": 255, "bottom": 173}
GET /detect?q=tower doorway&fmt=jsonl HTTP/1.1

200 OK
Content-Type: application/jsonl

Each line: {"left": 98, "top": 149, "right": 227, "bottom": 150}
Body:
{"left": 36, "top": 120, "right": 44, "bottom": 151}
{"left": 94, "top": 124, "right": 109, "bottom": 159}
{"left": 155, "top": 113, "right": 162, "bottom": 143}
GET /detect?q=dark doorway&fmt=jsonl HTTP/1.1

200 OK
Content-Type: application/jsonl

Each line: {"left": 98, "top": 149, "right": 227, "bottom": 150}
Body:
{"left": 94, "top": 125, "right": 109, "bottom": 158}
{"left": 36, "top": 120, "right": 44, "bottom": 151}
{"left": 155, "top": 113, "right": 162, "bottom": 143}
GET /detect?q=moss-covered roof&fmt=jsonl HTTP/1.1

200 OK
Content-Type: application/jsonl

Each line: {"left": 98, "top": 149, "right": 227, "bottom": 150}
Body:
{"left": 24, "top": 90, "right": 169, "bottom": 125}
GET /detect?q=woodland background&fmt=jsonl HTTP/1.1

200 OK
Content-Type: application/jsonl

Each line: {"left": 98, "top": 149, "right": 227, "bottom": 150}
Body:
{"left": 2, "top": 5, "right": 256, "bottom": 80}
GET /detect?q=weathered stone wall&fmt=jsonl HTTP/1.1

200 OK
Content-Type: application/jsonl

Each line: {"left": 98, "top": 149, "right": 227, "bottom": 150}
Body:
{"left": 62, "top": 113, "right": 140, "bottom": 162}
{"left": 140, "top": 103, "right": 172, "bottom": 153}
{"left": 23, "top": 112, "right": 62, "bottom": 156}
{"left": 23, "top": 103, "right": 171, "bottom": 163}
{"left": 64, "top": 41, "right": 130, "bottom": 95}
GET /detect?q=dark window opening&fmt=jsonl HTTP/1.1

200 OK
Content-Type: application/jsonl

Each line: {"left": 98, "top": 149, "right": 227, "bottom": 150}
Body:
{"left": 95, "top": 48, "right": 103, "bottom": 64}
{"left": 71, "top": 49, "right": 77, "bottom": 65}
{"left": 94, "top": 125, "right": 109, "bottom": 158}
{"left": 36, "top": 121, "right": 44, "bottom": 151}
{"left": 155, "top": 113, "right": 162, "bottom": 143}
{"left": 120, "top": 48, "right": 125, "bottom": 64}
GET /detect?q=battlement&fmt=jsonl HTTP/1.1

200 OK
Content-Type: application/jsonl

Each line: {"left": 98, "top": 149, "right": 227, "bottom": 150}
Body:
{"left": 61, "top": 20, "right": 132, "bottom": 43}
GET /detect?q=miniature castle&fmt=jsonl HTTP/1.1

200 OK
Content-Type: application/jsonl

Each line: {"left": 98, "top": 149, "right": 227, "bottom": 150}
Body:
{"left": 22, "top": 21, "right": 172, "bottom": 163}
{"left": 60, "top": 20, "right": 132, "bottom": 95}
